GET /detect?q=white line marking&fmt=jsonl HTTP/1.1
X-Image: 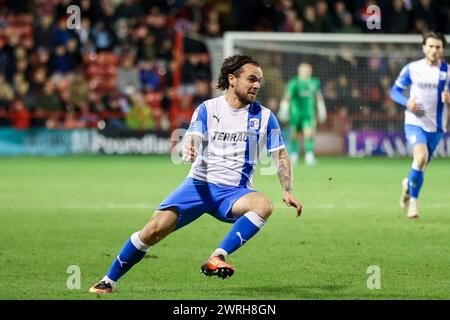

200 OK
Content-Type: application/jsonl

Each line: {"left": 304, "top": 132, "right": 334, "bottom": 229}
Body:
{"left": 1, "top": 203, "right": 450, "bottom": 210}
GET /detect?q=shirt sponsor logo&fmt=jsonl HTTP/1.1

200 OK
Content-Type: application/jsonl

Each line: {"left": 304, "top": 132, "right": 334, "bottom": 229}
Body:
{"left": 212, "top": 131, "right": 254, "bottom": 142}
{"left": 416, "top": 82, "right": 438, "bottom": 90}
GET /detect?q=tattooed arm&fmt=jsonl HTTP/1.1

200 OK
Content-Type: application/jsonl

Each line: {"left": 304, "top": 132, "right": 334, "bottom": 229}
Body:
{"left": 273, "top": 147, "right": 303, "bottom": 217}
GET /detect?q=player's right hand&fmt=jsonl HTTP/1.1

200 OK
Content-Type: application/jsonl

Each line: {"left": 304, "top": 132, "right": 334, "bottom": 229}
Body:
{"left": 182, "top": 144, "right": 198, "bottom": 163}
{"left": 406, "top": 98, "right": 424, "bottom": 116}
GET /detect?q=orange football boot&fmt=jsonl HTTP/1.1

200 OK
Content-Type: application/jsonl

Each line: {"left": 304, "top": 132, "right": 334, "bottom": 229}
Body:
{"left": 88, "top": 281, "right": 113, "bottom": 294}
{"left": 200, "top": 255, "right": 235, "bottom": 279}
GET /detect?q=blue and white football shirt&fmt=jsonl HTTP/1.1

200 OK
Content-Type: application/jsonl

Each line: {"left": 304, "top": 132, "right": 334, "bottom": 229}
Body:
{"left": 394, "top": 58, "right": 449, "bottom": 132}
{"left": 185, "top": 95, "right": 285, "bottom": 188}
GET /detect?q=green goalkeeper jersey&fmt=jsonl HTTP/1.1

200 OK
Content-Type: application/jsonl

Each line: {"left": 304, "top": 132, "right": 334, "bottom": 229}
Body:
{"left": 286, "top": 76, "right": 321, "bottom": 117}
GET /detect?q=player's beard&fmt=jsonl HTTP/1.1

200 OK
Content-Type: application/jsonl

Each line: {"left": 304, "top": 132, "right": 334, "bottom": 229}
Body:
{"left": 235, "top": 86, "right": 257, "bottom": 105}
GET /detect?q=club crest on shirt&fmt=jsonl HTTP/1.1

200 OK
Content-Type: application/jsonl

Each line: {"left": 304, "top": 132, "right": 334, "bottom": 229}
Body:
{"left": 249, "top": 118, "right": 260, "bottom": 130}
{"left": 439, "top": 71, "right": 448, "bottom": 81}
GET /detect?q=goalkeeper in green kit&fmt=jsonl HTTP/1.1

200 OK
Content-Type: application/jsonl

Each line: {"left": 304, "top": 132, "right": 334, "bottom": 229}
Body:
{"left": 279, "top": 63, "right": 327, "bottom": 165}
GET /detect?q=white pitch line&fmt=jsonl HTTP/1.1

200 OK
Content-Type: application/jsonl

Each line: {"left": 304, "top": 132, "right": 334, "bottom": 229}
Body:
{"left": 0, "top": 203, "right": 154, "bottom": 210}
{"left": 274, "top": 203, "right": 450, "bottom": 209}
{"left": 1, "top": 203, "right": 450, "bottom": 209}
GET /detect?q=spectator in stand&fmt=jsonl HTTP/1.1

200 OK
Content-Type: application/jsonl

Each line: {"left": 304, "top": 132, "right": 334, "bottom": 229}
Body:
{"left": 34, "top": 47, "right": 51, "bottom": 70}
{"left": 170, "top": 94, "right": 194, "bottom": 130}
{"left": 117, "top": 54, "right": 141, "bottom": 96}
{"left": 35, "top": 80, "right": 63, "bottom": 114}
{"left": 115, "top": 19, "right": 132, "bottom": 49}
{"left": 302, "top": 5, "right": 321, "bottom": 33}
{"left": 336, "top": 74, "right": 352, "bottom": 109}
{"left": 68, "top": 72, "right": 91, "bottom": 112}
{"left": 183, "top": 22, "right": 208, "bottom": 54}
{"left": 79, "top": 0, "right": 102, "bottom": 25}
{"left": 102, "top": 95, "right": 126, "bottom": 129}
{"left": 145, "top": 6, "right": 168, "bottom": 42}
{"left": 156, "top": 38, "right": 174, "bottom": 62}
{"left": 115, "top": 0, "right": 143, "bottom": 20}
{"left": 315, "top": 0, "right": 336, "bottom": 33}
{"left": 66, "top": 38, "right": 82, "bottom": 71}
{"left": 53, "top": 0, "right": 74, "bottom": 22}
{"left": 139, "top": 59, "right": 161, "bottom": 91}
{"left": 15, "top": 57, "right": 29, "bottom": 77}
{"left": 14, "top": 76, "right": 35, "bottom": 111}
{"left": 63, "top": 111, "right": 85, "bottom": 129}
{"left": 29, "top": 67, "right": 47, "bottom": 95}
{"left": 161, "top": 87, "right": 175, "bottom": 113}
{"left": 192, "top": 79, "right": 211, "bottom": 107}
{"left": 202, "top": 9, "right": 222, "bottom": 37}
{"left": 332, "top": 1, "right": 350, "bottom": 32}
{"left": 75, "top": 18, "right": 92, "bottom": 53}
{"left": 291, "top": 17, "right": 304, "bottom": 32}
{"left": 52, "top": 17, "right": 73, "bottom": 46}
{"left": 90, "top": 21, "right": 116, "bottom": 52}
{"left": 100, "top": 0, "right": 118, "bottom": 27}
{"left": 35, "top": 80, "right": 62, "bottom": 128}
{"left": 335, "top": 12, "right": 361, "bottom": 33}
{"left": 125, "top": 93, "right": 154, "bottom": 130}
{"left": 137, "top": 34, "right": 157, "bottom": 61}
{"left": 48, "top": 45, "right": 71, "bottom": 75}
{"left": 386, "top": 0, "right": 410, "bottom": 34}
{"left": 323, "top": 79, "right": 338, "bottom": 107}
{"left": 15, "top": 45, "right": 28, "bottom": 61}
{"left": 10, "top": 98, "right": 30, "bottom": 129}
{"left": 412, "top": 18, "right": 430, "bottom": 34}
{"left": 411, "top": 0, "right": 438, "bottom": 32}
{"left": 33, "top": 14, "right": 54, "bottom": 49}
{"left": 180, "top": 54, "right": 210, "bottom": 95}
{"left": 282, "top": 9, "right": 300, "bottom": 32}
{"left": 0, "top": 36, "right": 16, "bottom": 83}
{"left": 0, "top": 74, "right": 14, "bottom": 110}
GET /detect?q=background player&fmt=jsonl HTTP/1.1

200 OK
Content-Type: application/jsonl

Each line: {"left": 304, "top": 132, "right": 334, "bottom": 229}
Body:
{"left": 390, "top": 31, "right": 450, "bottom": 219}
{"left": 89, "top": 54, "right": 302, "bottom": 293}
{"left": 280, "top": 63, "right": 327, "bottom": 166}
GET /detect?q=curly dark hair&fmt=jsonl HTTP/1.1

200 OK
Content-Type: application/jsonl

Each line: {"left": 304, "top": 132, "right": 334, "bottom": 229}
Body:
{"left": 216, "top": 54, "right": 260, "bottom": 91}
{"left": 422, "top": 31, "right": 447, "bottom": 48}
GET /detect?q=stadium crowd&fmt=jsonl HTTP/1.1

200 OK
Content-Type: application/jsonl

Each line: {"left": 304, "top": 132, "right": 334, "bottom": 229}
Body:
{"left": 0, "top": 0, "right": 448, "bottom": 131}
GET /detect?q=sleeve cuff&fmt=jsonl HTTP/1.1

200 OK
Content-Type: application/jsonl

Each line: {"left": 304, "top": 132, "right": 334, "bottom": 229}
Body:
{"left": 185, "top": 131, "right": 204, "bottom": 138}
{"left": 268, "top": 145, "right": 286, "bottom": 153}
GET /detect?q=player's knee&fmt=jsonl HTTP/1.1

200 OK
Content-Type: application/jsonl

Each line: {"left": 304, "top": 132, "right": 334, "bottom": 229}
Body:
{"left": 414, "top": 155, "right": 428, "bottom": 169}
{"left": 140, "top": 212, "right": 176, "bottom": 244}
{"left": 140, "top": 222, "right": 159, "bottom": 244}
{"left": 254, "top": 199, "right": 273, "bottom": 220}
{"left": 140, "top": 223, "right": 166, "bottom": 245}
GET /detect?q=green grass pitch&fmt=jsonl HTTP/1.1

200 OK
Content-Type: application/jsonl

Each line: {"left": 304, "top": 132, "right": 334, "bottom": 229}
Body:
{"left": 0, "top": 155, "right": 449, "bottom": 300}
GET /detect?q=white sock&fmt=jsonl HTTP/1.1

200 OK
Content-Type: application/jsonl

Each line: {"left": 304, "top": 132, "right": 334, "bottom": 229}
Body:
{"left": 210, "top": 248, "right": 228, "bottom": 259}
{"left": 101, "top": 275, "right": 117, "bottom": 288}
{"left": 131, "top": 231, "right": 151, "bottom": 252}
{"left": 305, "top": 151, "right": 315, "bottom": 159}
{"left": 411, "top": 161, "right": 424, "bottom": 171}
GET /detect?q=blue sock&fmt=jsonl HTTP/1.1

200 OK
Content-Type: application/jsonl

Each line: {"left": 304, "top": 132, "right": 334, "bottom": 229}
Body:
{"left": 408, "top": 167, "right": 424, "bottom": 199}
{"left": 218, "top": 211, "right": 266, "bottom": 256}
{"left": 106, "top": 232, "right": 150, "bottom": 283}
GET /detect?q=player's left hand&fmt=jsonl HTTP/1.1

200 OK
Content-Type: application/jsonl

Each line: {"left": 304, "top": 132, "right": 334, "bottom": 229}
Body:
{"left": 182, "top": 144, "right": 198, "bottom": 163}
{"left": 282, "top": 191, "right": 303, "bottom": 217}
